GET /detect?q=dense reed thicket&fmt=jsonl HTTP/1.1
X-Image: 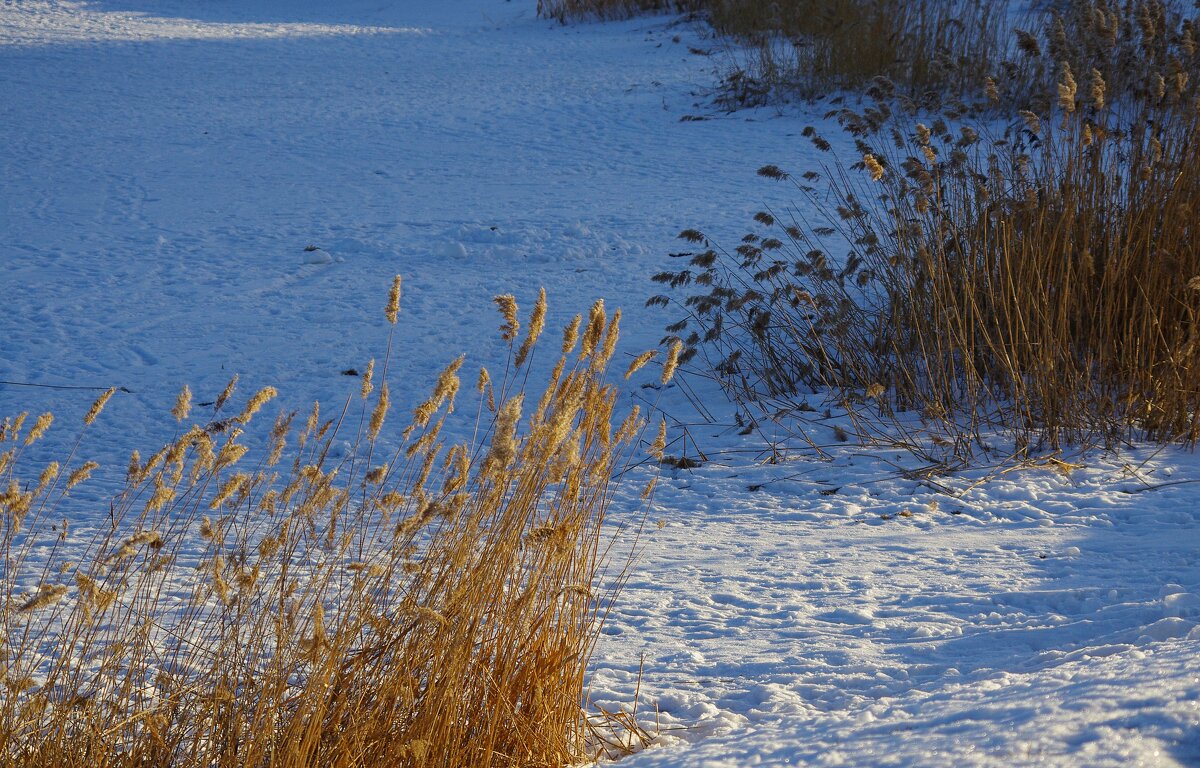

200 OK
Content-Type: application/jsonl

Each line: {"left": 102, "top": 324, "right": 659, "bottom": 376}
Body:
{"left": 1, "top": 282, "right": 663, "bottom": 767}
{"left": 652, "top": 1, "right": 1200, "bottom": 456}
{"left": 539, "top": 0, "right": 1012, "bottom": 102}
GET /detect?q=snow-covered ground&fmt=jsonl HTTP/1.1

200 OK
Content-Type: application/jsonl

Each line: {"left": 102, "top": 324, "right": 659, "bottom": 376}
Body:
{"left": 2, "top": 1, "right": 1198, "bottom": 765}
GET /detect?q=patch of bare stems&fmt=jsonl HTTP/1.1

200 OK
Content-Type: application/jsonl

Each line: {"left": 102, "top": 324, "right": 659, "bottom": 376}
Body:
{"left": 0, "top": 284, "right": 659, "bottom": 766}
{"left": 652, "top": 1, "right": 1200, "bottom": 460}
{"left": 538, "top": 0, "right": 1014, "bottom": 104}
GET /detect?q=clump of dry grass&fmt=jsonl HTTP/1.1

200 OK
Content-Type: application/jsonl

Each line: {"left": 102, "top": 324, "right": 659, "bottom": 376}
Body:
{"left": 538, "top": 0, "right": 1010, "bottom": 103}
{"left": 0, "top": 284, "right": 652, "bottom": 766}
{"left": 538, "top": 0, "right": 698, "bottom": 23}
{"left": 707, "top": 0, "right": 1012, "bottom": 104}
{"left": 996, "top": 0, "right": 1200, "bottom": 113}
{"left": 655, "top": 60, "right": 1200, "bottom": 456}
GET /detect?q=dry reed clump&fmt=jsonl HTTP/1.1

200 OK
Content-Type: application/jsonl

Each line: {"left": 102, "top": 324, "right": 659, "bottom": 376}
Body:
{"left": 653, "top": 62, "right": 1200, "bottom": 456}
{"left": 996, "top": 0, "right": 1200, "bottom": 113}
{"left": 537, "top": 0, "right": 699, "bottom": 23}
{"left": 0, "top": 285, "right": 653, "bottom": 767}
{"left": 706, "top": 0, "right": 1013, "bottom": 105}
{"left": 538, "top": 0, "right": 1011, "bottom": 104}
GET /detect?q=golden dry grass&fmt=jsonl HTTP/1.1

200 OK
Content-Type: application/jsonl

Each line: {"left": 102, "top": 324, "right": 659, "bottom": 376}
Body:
{"left": 0, "top": 286, "right": 653, "bottom": 767}
{"left": 539, "top": 0, "right": 1011, "bottom": 103}
{"left": 654, "top": 3, "right": 1200, "bottom": 455}
{"left": 537, "top": 0, "right": 697, "bottom": 23}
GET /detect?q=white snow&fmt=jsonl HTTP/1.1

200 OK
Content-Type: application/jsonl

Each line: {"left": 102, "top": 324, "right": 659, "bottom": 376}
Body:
{"left": 2, "top": 1, "right": 1198, "bottom": 765}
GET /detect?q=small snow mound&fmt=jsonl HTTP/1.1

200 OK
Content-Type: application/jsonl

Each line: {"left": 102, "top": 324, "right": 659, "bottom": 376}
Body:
{"left": 453, "top": 224, "right": 513, "bottom": 244}
{"left": 433, "top": 241, "right": 468, "bottom": 259}
{"left": 1162, "top": 592, "right": 1200, "bottom": 619}
{"left": 304, "top": 249, "right": 334, "bottom": 265}
{"left": 1137, "top": 617, "right": 1195, "bottom": 642}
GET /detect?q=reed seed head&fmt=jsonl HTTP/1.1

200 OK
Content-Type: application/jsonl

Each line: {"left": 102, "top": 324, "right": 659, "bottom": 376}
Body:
{"left": 215, "top": 441, "right": 248, "bottom": 470}
{"left": 660, "top": 340, "right": 683, "bottom": 385}
{"left": 210, "top": 473, "right": 249, "bottom": 510}
{"left": 172, "top": 385, "right": 192, "bottom": 422}
{"left": 36, "top": 461, "right": 60, "bottom": 495}
{"left": 1153, "top": 72, "right": 1167, "bottom": 101}
{"left": 25, "top": 412, "right": 53, "bottom": 446}
{"left": 1, "top": 412, "right": 27, "bottom": 442}
{"left": 1019, "top": 110, "right": 1043, "bottom": 135}
{"left": 236, "top": 386, "right": 277, "bottom": 424}
{"left": 624, "top": 350, "right": 657, "bottom": 379}
{"left": 84, "top": 387, "right": 116, "bottom": 426}
{"left": 562, "top": 315, "right": 582, "bottom": 355}
{"left": 863, "top": 154, "right": 885, "bottom": 181}
{"left": 494, "top": 294, "right": 520, "bottom": 341}
{"left": 361, "top": 360, "right": 375, "bottom": 400}
{"left": 484, "top": 395, "right": 523, "bottom": 474}
{"left": 580, "top": 299, "right": 606, "bottom": 359}
{"left": 370, "top": 382, "right": 390, "bottom": 441}
{"left": 66, "top": 461, "right": 99, "bottom": 490}
{"left": 599, "top": 308, "right": 621, "bottom": 367}
{"left": 650, "top": 418, "right": 667, "bottom": 460}
{"left": 18, "top": 584, "right": 68, "bottom": 613}
{"left": 516, "top": 288, "right": 547, "bottom": 367}
{"left": 215, "top": 375, "right": 239, "bottom": 413}
{"left": 1089, "top": 68, "right": 1106, "bottom": 110}
{"left": 1058, "top": 61, "right": 1077, "bottom": 113}
{"left": 386, "top": 274, "right": 403, "bottom": 324}
{"left": 1015, "top": 28, "right": 1041, "bottom": 57}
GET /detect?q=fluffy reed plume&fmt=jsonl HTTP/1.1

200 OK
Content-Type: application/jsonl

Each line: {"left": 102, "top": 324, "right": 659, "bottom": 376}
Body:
{"left": 214, "top": 374, "right": 238, "bottom": 412}
{"left": 562, "top": 314, "right": 582, "bottom": 354}
{"left": 235, "top": 386, "right": 277, "bottom": 424}
{"left": 625, "top": 349, "right": 657, "bottom": 379}
{"left": 24, "top": 412, "right": 52, "bottom": 445}
{"left": 650, "top": 418, "right": 668, "bottom": 460}
{"left": 172, "top": 384, "right": 192, "bottom": 422}
{"left": 386, "top": 274, "right": 402, "bottom": 324}
{"left": 660, "top": 339, "right": 683, "bottom": 385}
{"left": 368, "top": 382, "right": 390, "bottom": 441}
{"left": 516, "top": 288, "right": 548, "bottom": 366}
{"left": 863, "top": 154, "right": 885, "bottom": 181}
{"left": 0, "top": 285, "right": 651, "bottom": 767}
{"left": 580, "top": 299, "right": 606, "bottom": 358}
{"left": 361, "top": 359, "right": 375, "bottom": 399}
{"left": 1058, "top": 61, "right": 1078, "bottom": 112}
{"left": 495, "top": 293, "right": 520, "bottom": 341}
{"left": 65, "top": 460, "right": 98, "bottom": 490}
{"left": 1088, "top": 67, "right": 1105, "bottom": 111}
{"left": 17, "top": 584, "right": 67, "bottom": 613}
{"left": 83, "top": 387, "right": 116, "bottom": 426}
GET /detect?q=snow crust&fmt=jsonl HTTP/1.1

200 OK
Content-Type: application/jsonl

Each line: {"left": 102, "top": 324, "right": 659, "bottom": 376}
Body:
{"left": 2, "top": 1, "right": 1198, "bottom": 765}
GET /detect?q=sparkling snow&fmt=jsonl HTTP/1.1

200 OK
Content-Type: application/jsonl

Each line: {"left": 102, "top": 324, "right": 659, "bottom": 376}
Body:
{"left": 2, "top": 1, "right": 1198, "bottom": 765}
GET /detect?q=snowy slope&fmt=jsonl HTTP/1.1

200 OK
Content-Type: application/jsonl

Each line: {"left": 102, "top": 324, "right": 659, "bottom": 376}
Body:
{"left": 2, "top": 1, "right": 1198, "bottom": 765}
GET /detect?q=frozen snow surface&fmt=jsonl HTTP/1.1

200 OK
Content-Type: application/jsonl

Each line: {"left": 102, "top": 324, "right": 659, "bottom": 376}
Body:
{"left": 2, "top": 1, "right": 1198, "bottom": 765}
